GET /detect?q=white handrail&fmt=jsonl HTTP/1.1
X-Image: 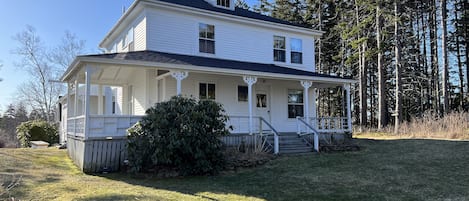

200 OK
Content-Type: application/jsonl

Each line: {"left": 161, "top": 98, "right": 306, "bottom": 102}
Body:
{"left": 296, "top": 117, "right": 320, "bottom": 152}
{"left": 259, "top": 117, "right": 279, "bottom": 154}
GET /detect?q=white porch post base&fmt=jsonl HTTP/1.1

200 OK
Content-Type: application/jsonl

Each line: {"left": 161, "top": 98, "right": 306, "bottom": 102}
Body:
{"left": 171, "top": 71, "right": 189, "bottom": 95}
{"left": 243, "top": 75, "right": 257, "bottom": 134}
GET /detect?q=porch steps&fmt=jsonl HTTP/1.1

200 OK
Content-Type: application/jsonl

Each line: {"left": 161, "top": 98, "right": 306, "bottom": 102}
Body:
{"left": 266, "top": 133, "right": 314, "bottom": 154}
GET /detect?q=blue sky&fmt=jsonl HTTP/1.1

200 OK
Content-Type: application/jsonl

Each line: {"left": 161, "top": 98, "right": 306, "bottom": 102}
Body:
{"left": 0, "top": 0, "right": 257, "bottom": 113}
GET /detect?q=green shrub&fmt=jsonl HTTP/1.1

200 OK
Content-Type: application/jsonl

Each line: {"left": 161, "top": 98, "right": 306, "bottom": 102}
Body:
{"left": 127, "top": 96, "right": 230, "bottom": 175}
{"left": 17, "top": 120, "right": 58, "bottom": 147}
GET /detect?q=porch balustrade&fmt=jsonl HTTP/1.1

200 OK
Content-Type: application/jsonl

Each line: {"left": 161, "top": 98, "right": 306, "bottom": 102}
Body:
{"left": 297, "top": 117, "right": 350, "bottom": 134}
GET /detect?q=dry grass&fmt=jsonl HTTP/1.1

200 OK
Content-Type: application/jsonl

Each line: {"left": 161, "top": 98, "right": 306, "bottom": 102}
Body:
{"left": 356, "top": 112, "right": 469, "bottom": 140}
{"left": 2, "top": 139, "right": 469, "bottom": 200}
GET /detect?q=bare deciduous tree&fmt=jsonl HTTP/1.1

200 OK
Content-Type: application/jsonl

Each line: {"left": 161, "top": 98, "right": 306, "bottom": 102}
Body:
{"left": 12, "top": 25, "right": 85, "bottom": 122}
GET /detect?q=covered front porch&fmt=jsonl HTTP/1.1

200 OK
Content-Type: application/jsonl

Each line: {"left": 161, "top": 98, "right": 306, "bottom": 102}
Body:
{"left": 60, "top": 51, "right": 354, "bottom": 172}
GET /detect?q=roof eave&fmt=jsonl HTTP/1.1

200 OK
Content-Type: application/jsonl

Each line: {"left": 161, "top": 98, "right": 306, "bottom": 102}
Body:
{"left": 65, "top": 55, "right": 356, "bottom": 84}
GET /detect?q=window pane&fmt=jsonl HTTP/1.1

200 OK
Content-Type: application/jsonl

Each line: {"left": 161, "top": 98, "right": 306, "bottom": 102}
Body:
{"left": 291, "top": 52, "right": 303, "bottom": 64}
{"left": 238, "top": 86, "right": 248, "bottom": 102}
{"left": 199, "top": 23, "right": 207, "bottom": 38}
{"left": 207, "top": 40, "right": 215, "bottom": 54}
{"left": 291, "top": 38, "right": 302, "bottom": 52}
{"left": 288, "top": 105, "right": 304, "bottom": 118}
{"left": 274, "top": 50, "right": 286, "bottom": 62}
{"left": 274, "top": 36, "right": 285, "bottom": 49}
{"left": 207, "top": 25, "right": 215, "bottom": 39}
{"left": 208, "top": 84, "right": 216, "bottom": 99}
{"left": 256, "top": 94, "right": 267, "bottom": 108}
{"left": 288, "top": 90, "right": 304, "bottom": 103}
{"left": 199, "top": 83, "right": 207, "bottom": 99}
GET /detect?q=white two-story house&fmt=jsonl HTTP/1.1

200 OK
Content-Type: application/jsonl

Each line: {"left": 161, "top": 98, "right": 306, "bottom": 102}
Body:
{"left": 59, "top": 0, "right": 355, "bottom": 172}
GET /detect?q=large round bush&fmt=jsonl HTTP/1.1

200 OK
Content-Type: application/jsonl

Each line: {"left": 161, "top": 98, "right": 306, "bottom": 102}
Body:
{"left": 127, "top": 96, "right": 230, "bottom": 175}
{"left": 17, "top": 120, "right": 58, "bottom": 147}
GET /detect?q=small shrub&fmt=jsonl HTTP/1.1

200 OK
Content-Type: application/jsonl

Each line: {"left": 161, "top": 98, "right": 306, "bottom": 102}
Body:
{"left": 127, "top": 96, "right": 230, "bottom": 176}
{"left": 16, "top": 120, "right": 58, "bottom": 147}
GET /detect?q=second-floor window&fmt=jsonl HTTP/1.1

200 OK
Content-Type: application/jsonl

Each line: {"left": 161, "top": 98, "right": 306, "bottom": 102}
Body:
{"left": 273, "top": 36, "right": 286, "bottom": 62}
{"left": 217, "top": 0, "right": 230, "bottom": 8}
{"left": 199, "top": 23, "right": 215, "bottom": 54}
{"left": 291, "top": 38, "right": 303, "bottom": 64}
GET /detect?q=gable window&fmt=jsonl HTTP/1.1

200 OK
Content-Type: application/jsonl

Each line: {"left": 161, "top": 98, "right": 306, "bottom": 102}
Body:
{"left": 238, "top": 85, "right": 248, "bottom": 102}
{"left": 273, "top": 36, "right": 286, "bottom": 62}
{"left": 122, "top": 27, "right": 134, "bottom": 49}
{"left": 199, "top": 83, "right": 216, "bottom": 100}
{"left": 291, "top": 38, "right": 303, "bottom": 64}
{"left": 217, "top": 0, "right": 230, "bottom": 8}
{"left": 199, "top": 23, "right": 215, "bottom": 54}
{"left": 288, "top": 89, "right": 304, "bottom": 118}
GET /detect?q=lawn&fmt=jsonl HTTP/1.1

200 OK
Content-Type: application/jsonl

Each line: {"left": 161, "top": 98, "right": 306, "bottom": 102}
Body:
{"left": 1, "top": 138, "right": 469, "bottom": 201}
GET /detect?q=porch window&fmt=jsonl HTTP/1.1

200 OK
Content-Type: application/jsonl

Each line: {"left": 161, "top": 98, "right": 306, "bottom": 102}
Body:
{"left": 199, "top": 23, "right": 215, "bottom": 54}
{"left": 288, "top": 89, "right": 304, "bottom": 118}
{"left": 291, "top": 38, "right": 303, "bottom": 64}
{"left": 199, "top": 83, "right": 216, "bottom": 100}
{"left": 217, "top": 0, "right": 230, "bottom": 8}
{"left": 238, "top": 86, "right": 248, "bottom": 102}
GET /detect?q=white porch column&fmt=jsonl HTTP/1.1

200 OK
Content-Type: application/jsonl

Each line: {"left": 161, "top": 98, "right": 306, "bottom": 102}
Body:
{"left": 97, "top": 85, "right": 103, "bottom": 115}
{"left": 104, "top": 87, "right": 113, "bottom": 115}
{"left": 74, "top": 78, "right": 79, "bottom": 117}
{"left": 66, "top": 82, "right": 72, "bottom": 118}
{"left": 344, "top": 83, "right": 352, "bottom": 132}
{"left": 312, "top": 88, "right": 317, "bottom": 120}
{"left": 84, "top": 66, "right": 96, "bottom": 140}
{"left": 300, "top": 81, "right": 313, "bottom": 121}
{"left": 170, "top": 71, "right": 189, "bottom": 95}
{"left": 243, "top": 76, "right": 257, "bottom": 134}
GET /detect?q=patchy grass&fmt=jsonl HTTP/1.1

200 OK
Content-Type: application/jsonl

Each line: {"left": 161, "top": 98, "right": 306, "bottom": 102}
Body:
{"left": 1, "top": 139, "right": 469, "bottom": 201}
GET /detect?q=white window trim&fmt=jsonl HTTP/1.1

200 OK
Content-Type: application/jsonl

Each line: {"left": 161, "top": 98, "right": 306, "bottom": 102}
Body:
{"left": 287, "top": 89, "right": 304, "bottom": 119}
{"left": 273, "top": 35, "right": 286, "bottom": 62}
{"left": 199, "top": 23, "right": 216, "bottom": 54}
{"left": 290, "top": 38, "right": 303, "bottom": 64}
{"left": 198, "top": 82, "right": 217, "bottom": 100}
{"left": 237, "top": 85, "right": 248, "bottom": 102}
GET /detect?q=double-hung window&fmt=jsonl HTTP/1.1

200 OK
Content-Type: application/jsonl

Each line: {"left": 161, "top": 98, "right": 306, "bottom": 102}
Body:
{"left": 291, "top": 38, "right": 303, "bottom": 64}
{"left": 217, "top": 0, "right": 230, "bottom": 8}
{"left": 199, "top": 83, "right": 216, "bottom": 100}
{"left": 199, "top": 23, "right": 215, "bottom": 54}
{"left": 288, "top": 89, "right": 304, "bottom": 118}
{"left": 273, "top": 36, "right": 286, "bottom": 62}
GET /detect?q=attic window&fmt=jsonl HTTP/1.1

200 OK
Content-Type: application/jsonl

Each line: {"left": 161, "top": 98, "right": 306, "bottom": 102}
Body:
{"left": 217, "top": 0, "right": 230, "bottom": 8}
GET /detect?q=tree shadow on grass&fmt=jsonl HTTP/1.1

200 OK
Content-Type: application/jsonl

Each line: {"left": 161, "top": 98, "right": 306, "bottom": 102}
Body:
{"left": 95, "top": 138, "right": 469, "bottom": 201}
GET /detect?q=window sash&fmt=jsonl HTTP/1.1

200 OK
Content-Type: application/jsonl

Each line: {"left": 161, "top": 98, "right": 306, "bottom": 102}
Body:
{"left": 288, "top": 89, "right": 304, "bottom": 118}
{"left": 238, "top": 86, "right": 248, "bottom": 102}
{"left": 199, "top": 83, "right": 215, "bottom": 100}
{"left": 291, "top": 52, "right": 303, "bottom": 64}
{"left": 199, "top": 23, "right": 215, "bottom": 54}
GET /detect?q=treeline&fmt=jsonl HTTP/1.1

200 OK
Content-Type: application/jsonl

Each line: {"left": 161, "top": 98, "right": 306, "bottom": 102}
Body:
{"left": 239, "top": 0, "right": 468, "bottom": 130}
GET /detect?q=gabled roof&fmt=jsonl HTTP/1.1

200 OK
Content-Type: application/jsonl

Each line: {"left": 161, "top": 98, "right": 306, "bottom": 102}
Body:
{"left": 75, "top": 50, "right": 352, "bottom": 81}
{"left": 157, "top": 0, "right": 308, "bottom": 28}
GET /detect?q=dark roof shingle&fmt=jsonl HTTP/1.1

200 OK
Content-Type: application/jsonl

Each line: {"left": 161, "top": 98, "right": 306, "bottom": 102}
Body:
{"left": 80, "top": 50, "right": 350, "bottom": 80}
{"left": 157, "top": 0, "right": 309, "bottom": 28}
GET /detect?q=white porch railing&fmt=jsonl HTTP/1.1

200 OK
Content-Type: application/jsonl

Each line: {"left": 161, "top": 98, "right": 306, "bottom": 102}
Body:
{"left": 226, "top": 116, "right": 261, "bottom": 134}
{"left": 226, "top": 116, "right": 279, "bottom": 154}
{"left": 297, "top": 117, "right": 350, "bottom": 134}
{"left": 67, "top": 116, "right": 85, "bottom": 137}
{"left": 88, "top": 115, "right": 144, "bottom": 138}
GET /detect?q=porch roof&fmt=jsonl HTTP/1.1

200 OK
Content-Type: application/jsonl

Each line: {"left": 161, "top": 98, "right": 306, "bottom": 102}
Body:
{"left": 63, "top": 50, "right": 355, "bottom": 83}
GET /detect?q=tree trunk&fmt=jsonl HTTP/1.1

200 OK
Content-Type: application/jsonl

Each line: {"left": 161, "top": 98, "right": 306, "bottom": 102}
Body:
{"left": 394, "top": 0, "right": 402, "bottom": 134}
{"left": 429, "top": 0, "right": 440, "bottom": 115}
{"left": 377, "top": 4, "right": 387, "bottom": 130}
{"left": 441, "top": 0, "right": 449, "bottom": 113}
{"left": 454, "top": 1, "right": 464, "bottom": 110}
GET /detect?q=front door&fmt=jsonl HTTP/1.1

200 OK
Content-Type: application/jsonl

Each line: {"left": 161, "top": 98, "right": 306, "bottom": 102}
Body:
{"left": 255, "top": 85, "right": 271, "bottom": 122}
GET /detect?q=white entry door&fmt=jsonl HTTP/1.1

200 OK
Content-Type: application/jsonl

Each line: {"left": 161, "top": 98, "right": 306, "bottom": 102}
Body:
{"left": 255, "top": 85, "right": 271, "bottom": 122}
